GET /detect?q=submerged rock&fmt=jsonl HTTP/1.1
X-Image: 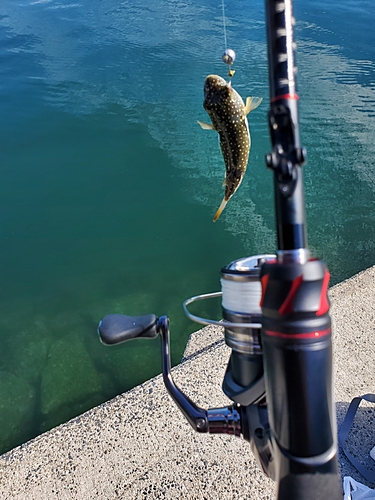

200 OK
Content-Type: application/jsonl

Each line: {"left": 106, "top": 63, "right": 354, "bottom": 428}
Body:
{"left": 0, "top": 371, "right": 36, "bottom": 454}
{"left": 0, "top": 312, "right": 53, "bottom": 383}
{"left": 40, "top": 331, "right": 103, "bottom": 430}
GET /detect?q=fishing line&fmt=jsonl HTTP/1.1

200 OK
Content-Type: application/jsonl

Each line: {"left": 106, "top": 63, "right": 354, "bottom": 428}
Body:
{"left": 221, "top": 0, "right": 228, "bottom": 51}
{"left": 220, "top": 0, "right": 236, "bottom": 79}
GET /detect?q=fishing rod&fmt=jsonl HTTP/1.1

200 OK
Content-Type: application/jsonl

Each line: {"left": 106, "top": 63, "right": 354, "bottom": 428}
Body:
{"left": 97, "top": 0, "right": 343, "bottom": 498}
{"left": 259, "top": 0, "right": 342, "bottom": 497}
{"left": 265, "top": 0, "right": 307, "bottom": 253}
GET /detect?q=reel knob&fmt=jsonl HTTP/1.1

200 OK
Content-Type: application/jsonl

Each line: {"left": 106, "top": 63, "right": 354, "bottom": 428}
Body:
{"left": 98, "top": 313, "right": 158, "bottom": 345}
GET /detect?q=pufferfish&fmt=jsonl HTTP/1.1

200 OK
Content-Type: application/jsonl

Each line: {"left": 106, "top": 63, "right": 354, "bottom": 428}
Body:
{"left": 198, "top": 74, "right": 262, "bottom": 222}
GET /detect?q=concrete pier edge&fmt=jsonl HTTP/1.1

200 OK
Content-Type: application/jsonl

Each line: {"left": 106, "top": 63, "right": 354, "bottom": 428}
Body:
{"left": 0, "top": 266, "right": 374, "bottom": 499}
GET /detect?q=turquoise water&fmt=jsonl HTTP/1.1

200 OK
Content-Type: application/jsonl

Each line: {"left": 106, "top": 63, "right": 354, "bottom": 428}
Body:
{"left": 0, "top": 0, "right": 374, "bottom": 454}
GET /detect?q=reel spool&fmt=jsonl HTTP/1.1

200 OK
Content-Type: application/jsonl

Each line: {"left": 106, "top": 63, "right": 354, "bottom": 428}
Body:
{"left": 183, "top": 254, "right": 276, "bottom": 353}
{"left": 183, "top": 254, "right": 276, "bottom": 406}
{"left": 221, "top": 254, "right": 275, "bottom": 355}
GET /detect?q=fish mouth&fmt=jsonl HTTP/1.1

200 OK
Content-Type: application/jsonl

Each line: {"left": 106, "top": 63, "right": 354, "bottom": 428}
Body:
{"left": 204, "top": 74, "right": 227, "bottom": 92}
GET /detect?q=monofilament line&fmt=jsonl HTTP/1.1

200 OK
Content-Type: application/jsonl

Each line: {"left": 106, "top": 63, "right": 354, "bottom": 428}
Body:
{"left": 221, "top": 0, "right": 228, "bottom": 51}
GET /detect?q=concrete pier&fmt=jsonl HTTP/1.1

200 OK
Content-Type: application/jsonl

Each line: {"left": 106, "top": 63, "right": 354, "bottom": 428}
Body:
{"left": 0, "top": 267, "right": 374, "bottom": 499}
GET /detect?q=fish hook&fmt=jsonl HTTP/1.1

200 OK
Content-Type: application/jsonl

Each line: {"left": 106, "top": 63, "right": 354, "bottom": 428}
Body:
{"left": 222, "top": 48, "right": 236, "bottom": 80}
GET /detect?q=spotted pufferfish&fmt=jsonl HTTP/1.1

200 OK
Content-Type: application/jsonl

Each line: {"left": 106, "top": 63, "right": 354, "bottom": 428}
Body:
{"left": 198, "top": 74, "right": 262, "bottom": 222}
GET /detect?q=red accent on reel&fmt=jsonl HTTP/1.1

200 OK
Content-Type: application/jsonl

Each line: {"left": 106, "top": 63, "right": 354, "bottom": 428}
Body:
{"left": 271, "top": 93, "right": 300, "bottom": 102}
{"left": 316, "top": 270, "right": 330, "bottom": 316}
{"left": 264, "top": 328, "right": 331, "bottom": 340}
{"left": 260, "top": 274, "right": 269, "bottom": 308}
{"left": 278, "top": 274, "right": 303, "bottom": 315}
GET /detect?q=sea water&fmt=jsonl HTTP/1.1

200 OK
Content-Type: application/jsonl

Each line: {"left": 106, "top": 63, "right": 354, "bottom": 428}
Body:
{"left": 0, "top": 0, "right": 374, "bottom": 454}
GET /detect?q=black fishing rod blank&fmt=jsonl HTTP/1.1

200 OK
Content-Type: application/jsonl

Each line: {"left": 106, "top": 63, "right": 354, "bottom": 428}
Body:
{"left": 265, "top": 0, "right": 307, "bottom": 255}
{"left": 261, "top": 0, "right": 342, "bottom": 498}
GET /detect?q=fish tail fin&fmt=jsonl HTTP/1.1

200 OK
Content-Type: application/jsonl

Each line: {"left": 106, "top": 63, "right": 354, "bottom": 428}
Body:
{"left": 245, "top": 96, "right": 263, "bottom": 115}
{"left": 213, "top": 197, "right": 228, "bottom": 222}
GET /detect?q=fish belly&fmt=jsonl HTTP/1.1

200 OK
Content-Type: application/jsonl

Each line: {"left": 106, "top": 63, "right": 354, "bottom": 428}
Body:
{"left": 219, "top": 120, "right": 250, "bottom": 200}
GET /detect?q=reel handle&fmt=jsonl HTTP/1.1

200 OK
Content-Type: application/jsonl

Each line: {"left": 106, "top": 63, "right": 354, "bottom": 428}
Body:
{"left": 98, "top": 313, "right": 158, "bottom": 345}
{"left": 97, "top": 313, "right": 242, "bottom": 436}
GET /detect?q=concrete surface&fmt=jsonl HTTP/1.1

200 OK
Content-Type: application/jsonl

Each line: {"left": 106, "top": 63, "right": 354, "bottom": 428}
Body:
{"left": 0, "top": 266, "right": 374, "bottom": 499}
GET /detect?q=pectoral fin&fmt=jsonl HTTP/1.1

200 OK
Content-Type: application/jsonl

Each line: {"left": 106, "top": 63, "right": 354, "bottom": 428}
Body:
{"left": 244, "top": 97, "right": 263, "bottom": 115}
{"left": 197, "top": 120, "right": 215, "bottom": 130}
{"left": 213, "top": 197, "right": 228, "bottom": 222}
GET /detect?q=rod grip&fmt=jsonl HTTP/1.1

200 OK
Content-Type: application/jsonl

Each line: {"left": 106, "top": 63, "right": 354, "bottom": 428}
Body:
{"left": 260, "top": 258, "right": 338, "bottom": 473}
